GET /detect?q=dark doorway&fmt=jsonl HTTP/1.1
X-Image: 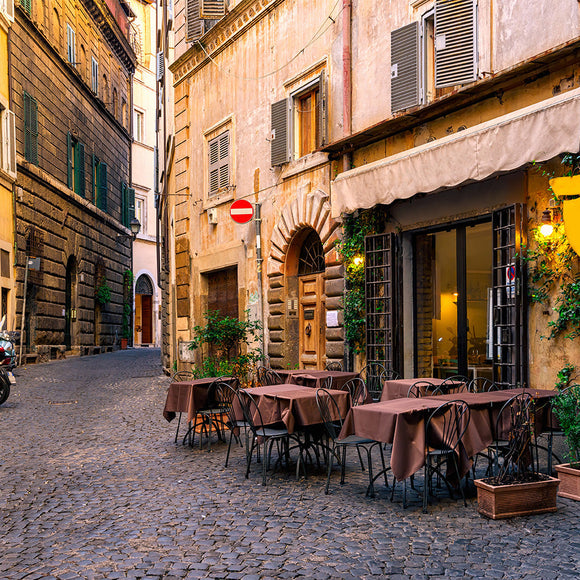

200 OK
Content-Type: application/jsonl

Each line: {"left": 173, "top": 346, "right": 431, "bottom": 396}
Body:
{"left": 65, "top": 256, "right": 77, "bottom": 350}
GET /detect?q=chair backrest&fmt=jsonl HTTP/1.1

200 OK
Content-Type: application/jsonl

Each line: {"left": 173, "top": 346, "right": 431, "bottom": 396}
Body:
{"left": 206, "top": 378, "right": 236, "bottom": 408}
{"left": 172, "top": 370, "right": 195, "bottom": 382}
{"left": 237, "top": 390, "right": 267, "bottom": 436}
{"left": 425, "top": 400, "right": 470, "bottom": 453}
{"left": 256, "top": 366, "right": 283, "bottom": 386}
{"left": 322, "top": 375, "right": 334, "bottom": 390}
{"left": 439, "top": 375, "right": 468, "bottom": 394}
{"left": 407, "top": 380, "right": 437, "bottom": 398}
{"left": 384, "top": 369, "right": 401, "bottom": 380}
{"left": 342, "top": 377, "right": 367, "bottom": 406}
{"left": 360, "top": 362, "right": 387, "bottom": 401}
{"left": 315, "top": 388, "right": 344, "bottom": 441}
{"left": 212, "top": 382, "right": 238, "bottom": 425}
{"left": 325, "top": 361, "right": 343, "bottom": 371}
{"left": 467, "top": 377, "right": 497, "bottom": 393}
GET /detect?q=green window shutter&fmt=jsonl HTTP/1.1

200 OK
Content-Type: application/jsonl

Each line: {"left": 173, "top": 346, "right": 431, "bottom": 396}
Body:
{"left": 317, "top": 70, "right": 327, "bottom": 148}
{"left": 271, "top": 98, "right": 289, "bottom": 166}
{"left": 91, "top": 154, "right": 97, "bottom": 202}
{"left": 23, "top": 92, "right": 31, "bottom": 161}
{"left": 20, "top": 0, "right": 31, "bottom": 15}
{"left": 128, "top": 187, "right": 135, "bottom": 221}
{"left": 98, "top": 162, "right": 108, "bottom": 212}
{"left": 390, "top": 22, "right": 420, "bottom": 113}
{"left": 76, "top": 142, "right": 85, "bottom": 197}
{"left": 121, "top": 182, "right": 128, "bottom": 226}
{"left": 67, "top": 132, "right": 73, "bottom": 188}
{"left": 24, "top": 92, "right": 38, "bottom": 165}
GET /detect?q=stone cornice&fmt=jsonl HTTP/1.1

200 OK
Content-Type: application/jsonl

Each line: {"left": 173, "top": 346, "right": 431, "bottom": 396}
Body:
{"left": 171, "top": 0, "right": 285, "bottom": 85}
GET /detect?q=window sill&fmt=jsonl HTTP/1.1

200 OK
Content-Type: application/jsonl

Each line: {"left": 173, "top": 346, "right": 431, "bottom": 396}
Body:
{"left": 281, "top": 151, "right": 330, "bottom": 181}
{"left": 202, "top": 186, "right": 236, "bottom": 211}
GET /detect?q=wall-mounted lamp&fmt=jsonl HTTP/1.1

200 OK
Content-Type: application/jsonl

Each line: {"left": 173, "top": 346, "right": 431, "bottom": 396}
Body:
{"left": 549, "top": 175, "right": 580, "bottom": 254}
{"left": 352, "top": 255, "right": 364, "bottom": 267}
{"left": 539, "top": 208, "right": 554, "bottom": 238}
{"left": 117, "top": 217, "right": 141, "bottom": 242}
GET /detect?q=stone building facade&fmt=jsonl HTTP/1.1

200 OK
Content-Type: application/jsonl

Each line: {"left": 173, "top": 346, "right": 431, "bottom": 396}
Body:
{"left": 10, "top": 0, "right": 136, "bottom": 356}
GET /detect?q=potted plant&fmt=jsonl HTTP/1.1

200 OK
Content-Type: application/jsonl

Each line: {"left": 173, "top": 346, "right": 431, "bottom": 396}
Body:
{"left": 474, "top": 393, "right": 560, "bottom": 519}
{"left": 553, "top": 383, "right": 580, "bottom": 500}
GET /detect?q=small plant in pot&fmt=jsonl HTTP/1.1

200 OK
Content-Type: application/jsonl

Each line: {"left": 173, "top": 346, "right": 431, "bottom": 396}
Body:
{"left": 552, "top": 380, "right": 580, "bottom": 500}
{"left": 474, "top": 393, "right": 560, "bottom": 519}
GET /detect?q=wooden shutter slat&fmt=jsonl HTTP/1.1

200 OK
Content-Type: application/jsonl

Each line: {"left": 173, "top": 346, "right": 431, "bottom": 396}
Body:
{"left": 435, "top": 0, "right": 476, "bottom": 88}
{"left": 271, "top": 98, "right": 289, "bottom": 166}
{"left": 67, "top": 132, "right": 73, "bottom": 188}
{"left": 186, "top": 0, "right": 203, "bottom": 42}
{"left": 391, "top": 22, "right": 420, "bottom": 113}
{"left": 200, "top": 0, "right": 225, "bottom": 19}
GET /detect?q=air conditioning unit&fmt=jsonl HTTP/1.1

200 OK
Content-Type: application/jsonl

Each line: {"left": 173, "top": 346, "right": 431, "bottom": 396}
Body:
{"left": 207, "top": 207, "right": 218, "bottom": 225}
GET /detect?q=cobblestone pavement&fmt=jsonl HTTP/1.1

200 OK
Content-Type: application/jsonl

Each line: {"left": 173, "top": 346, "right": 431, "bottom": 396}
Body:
{"left": 0, "top": 349, "right": 579, "bottom": 580}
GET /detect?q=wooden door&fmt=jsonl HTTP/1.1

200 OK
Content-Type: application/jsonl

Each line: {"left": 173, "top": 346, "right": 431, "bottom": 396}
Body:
{"left": 299, "top": 273, "right": 325, "bottom": 369}
{"left": 141, "top": 295, "right": 153, "bottom": 344}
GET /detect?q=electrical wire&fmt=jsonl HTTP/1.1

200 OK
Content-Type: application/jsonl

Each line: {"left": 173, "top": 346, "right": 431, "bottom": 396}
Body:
{"left": 194, "top": 0, "right": 343, "bottom": 81}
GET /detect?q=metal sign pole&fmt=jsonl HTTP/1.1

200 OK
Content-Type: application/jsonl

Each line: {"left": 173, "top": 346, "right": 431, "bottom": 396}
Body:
{"left": 19, "top": 257, "right": 29, "bottom": 367}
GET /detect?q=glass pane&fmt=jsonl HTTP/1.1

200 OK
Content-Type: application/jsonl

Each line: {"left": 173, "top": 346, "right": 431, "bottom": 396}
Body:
{"left": 415, "top": 230, "right": 457, "bottom": 378}
{"left": 466, "top": 222, "right": 493, "bottom": 381}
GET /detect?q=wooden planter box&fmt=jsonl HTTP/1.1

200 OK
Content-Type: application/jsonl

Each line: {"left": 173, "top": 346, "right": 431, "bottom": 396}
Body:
{"left": 555, "top": 464, "right": 580, "bottom": 501}
{"left": 475, "top": 476, "right": 560, "bottom": 519}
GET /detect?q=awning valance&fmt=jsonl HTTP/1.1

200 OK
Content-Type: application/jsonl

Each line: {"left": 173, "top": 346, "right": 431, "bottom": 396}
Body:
{"left": 331, "top": 87, "right": 580, "bottom": 218}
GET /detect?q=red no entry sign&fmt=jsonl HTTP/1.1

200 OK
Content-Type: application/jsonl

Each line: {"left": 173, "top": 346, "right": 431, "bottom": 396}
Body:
{"left": 230, "top": 199, "right": 254, "bottom": 224}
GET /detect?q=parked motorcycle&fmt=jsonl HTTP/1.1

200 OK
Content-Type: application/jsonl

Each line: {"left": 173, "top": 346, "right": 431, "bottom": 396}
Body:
{"left": 0, "top": 316, "right": 16, "bottom": 405}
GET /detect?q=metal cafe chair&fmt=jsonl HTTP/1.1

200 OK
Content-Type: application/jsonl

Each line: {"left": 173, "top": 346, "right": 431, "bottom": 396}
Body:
{"left": 467, "top": 377, "right": 499, "bottom": 393}
{"left": 170, "top": 370, "right": 196, "bottom": 444}
{"left": 360, "top": 362, "right": 387, "bottom": 402}
{"left": 407, "top": 380, "right": 438, "bottom": 398}
{"left": 341, "top": 377, "right": 368, "bottom": 407}
{"left": 439, "top": 374, "right": 469, "bottom": 394}
{"left": 315, "top": 388, "right": 388, "bottom": 497}
{"left": 256, "top": 366, "right": 284, "bottom": 387}
{"left": 422, "top": 400, "right": 471, "bottom": 513}
{"left": 325, "top": 360, "right": 343, "bottom": 371}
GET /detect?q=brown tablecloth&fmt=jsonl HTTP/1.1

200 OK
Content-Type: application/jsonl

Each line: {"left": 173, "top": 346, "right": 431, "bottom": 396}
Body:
{"left": 236, "top": 383, "right": 350, "bottom": 434}
{"left": 381, "top": 378, "right": 456, "bottom": 401}
{"left": 276, "top": 369, "right": 359, "bottom": 390}
{"left": 163, "top": 377, "right": 234, "bottom": 423}
{"left": 341, "top": 388, "right": 557, "bottom": 482}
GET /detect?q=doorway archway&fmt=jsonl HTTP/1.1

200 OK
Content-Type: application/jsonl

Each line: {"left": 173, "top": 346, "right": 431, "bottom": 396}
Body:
{"left": 65, "top": 256, "right": 77, "bottom": 350}
{"left": 135, "top": 274, "right": 154, "bottom": 345}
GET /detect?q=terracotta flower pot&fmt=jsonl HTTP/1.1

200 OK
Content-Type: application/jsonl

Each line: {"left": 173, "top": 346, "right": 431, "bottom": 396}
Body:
{"left": 555, "top": 464, "right": 580, "bottom": 501}
{"left": 120, "top": 338, "right": 128, "bottom": 350}
{"left": 475, "top": 476, "right": 560, "bottom": 519}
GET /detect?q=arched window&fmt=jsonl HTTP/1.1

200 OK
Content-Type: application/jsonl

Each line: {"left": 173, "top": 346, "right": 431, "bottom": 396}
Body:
{"left": 135, "top": 274, "right": 153, "bottom": 295}
{"left": 298, "top": 230, "right": 325, "bottom": 275}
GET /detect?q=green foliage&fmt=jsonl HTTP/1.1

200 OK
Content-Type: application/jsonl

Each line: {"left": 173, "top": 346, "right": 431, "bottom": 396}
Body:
{"left": 95, "top": 280, "right": 111, "bottom": 306}
{"left": 189, "top": 310, "right": 262, "bottom": 383}
{"left": 335, "top": 209, "right": 387, "bottom": 354}
{"left": 120, "top": 270, "right": 133, "bottom": 340}
{"left": 121, "top": 303, "right": 132, "bottom": 339}
{"left": 552, "top": 381, "right": 580, "bottom": 466}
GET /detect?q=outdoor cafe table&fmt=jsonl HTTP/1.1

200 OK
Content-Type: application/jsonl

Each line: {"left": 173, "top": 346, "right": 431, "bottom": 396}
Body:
{"left": 381, "top": 378, "right": 465, "bottom": 401}
{"left": 163, "top": 377, "right": 234, "bottom": 424}
{"left": 275, "top": 369, "right": 359, "bottom": 390}
{"left": 339, "top": 388, "right": 557, "bottom": 482}
{"left": 235, "top": 383, "right": 350, "bottom": 434}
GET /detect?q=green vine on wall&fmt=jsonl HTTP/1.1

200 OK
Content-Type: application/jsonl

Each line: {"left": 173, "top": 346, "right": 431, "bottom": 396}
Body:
{"left": 335, "top": 208, "right": 387, "bottom": 354}
{"left": 525, "top": 154, "right": 580, "bottom": 340}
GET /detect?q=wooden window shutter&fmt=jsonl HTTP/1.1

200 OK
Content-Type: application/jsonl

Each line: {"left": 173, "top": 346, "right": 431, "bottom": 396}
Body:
{"left": 24, "top": 92, "right": 38, "bottom": 165}
{"left": 186, "top": 0, "right": 204, "bottom": 42}
{"left": 390, "top": 22, "right": 420, "bottom": 113}
{"left": 19, "top": 0, "right": 30, "bottom": 15}
{"left": 98, "top": 162, "right": 108, "bottom": 212}
{"left": 208, "top": 135, "right": 220, "bottom": 195}
{"left": 218, "top": 131, "right": 229, "bottom": 190}
{"left": 76, "top": 142, "right": 85, "bottom": 197}
{"left": 317, "top": 70, "right": 327, "bottom": 148}
{"left": 67, "top": 132, "right": 73, "bottom": 188}
{"left": 200, "top": 0, "right": 225, "bottom": 19}
{"left": 270, "top": 98, "right": 289, "bottom": 166}
{"left": 156, "top": 51, "right": 164, "bottom": 81}
{"left": 91, "top": 154, "right": 97, "bottom": 202}
{"left": 121, "top": 182, "right": 128, "bottom": 226}
{"left": 129, "top": 187, "right": 135, "bottom": 221}
{"left": 2, "top": 109, "right": 16, "bottom": 177}
{"left": 434, "top": 0, "right": 477, "bottom": 88}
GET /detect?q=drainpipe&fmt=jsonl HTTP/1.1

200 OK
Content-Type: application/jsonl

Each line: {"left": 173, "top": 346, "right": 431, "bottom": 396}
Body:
{"left": 255, "top": 203, "right": 266, "bottom": 362}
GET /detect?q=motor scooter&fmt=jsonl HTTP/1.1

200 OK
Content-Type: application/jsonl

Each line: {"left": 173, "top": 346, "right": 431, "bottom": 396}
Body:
{"left": 0, "top": 315, "right": 16, "bottom": 405}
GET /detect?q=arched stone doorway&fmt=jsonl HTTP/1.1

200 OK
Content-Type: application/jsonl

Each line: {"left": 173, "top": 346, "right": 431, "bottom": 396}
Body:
{"left": 266, "top": 189, "right": 344, "bottom": 370}
{"left": 135, "top": 274, "right": 154, "bottom": 345}
{"left": 65, "top": 255, "right": 77, "bottom": 350}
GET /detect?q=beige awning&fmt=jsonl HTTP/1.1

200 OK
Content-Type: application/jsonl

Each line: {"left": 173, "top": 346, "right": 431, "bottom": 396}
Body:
{"left": 331, "top": 87, "right": 580, "bottom": 218}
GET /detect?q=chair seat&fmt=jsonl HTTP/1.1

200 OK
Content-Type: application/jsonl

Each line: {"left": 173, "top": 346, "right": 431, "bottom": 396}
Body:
{"left": 255, "top": 427, "right": 290, "bottom": 438}
{"left": 337, "top": 435, "right": 377, "bottom": 446}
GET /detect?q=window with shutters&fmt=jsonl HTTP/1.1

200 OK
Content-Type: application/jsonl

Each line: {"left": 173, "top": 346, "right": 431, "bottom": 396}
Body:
{"left": 270, "top": 71, "right": 327, "bottom": 166}
{"left": 135, "top": 196, "right": 146, "bottom": 235}
{"left": 207, "top": 130, "right": 230, "bottom": 197}
{"left": 92, "top": 155, "right": 108, "bottom": 212}
{"left": 133, "top": 108, "right": 144, "bottom": 142}
{"left": 1, "top": 107, "right": 17, "bottom": 178}
{"left": 186, "top": 0, "right": 225, "bottom": 42}
{"left": 205, "top": 266, "right": 238, "bottom": 320}
{"left": 1, "top": 0, "right": 14, "bottom": 21}
{"left": 23, "top": 92, "right": 38, "bottom": 165}
{"left": 121, "top": 182, "right": 135, "bottom": 228}
{"left": 67, "top": 133, "right": 85, "bottom": 197}
{"left": 67, "top": 24, "right": 76, "bottom": 66}
{"left": 91, "top": 57, "right": 99, "bottom": 94}
{"left": 19, "top": 0, "right": 30, "bottom": 16}
{"left": 390, "top": 0, "right": 476, "bottom": 114}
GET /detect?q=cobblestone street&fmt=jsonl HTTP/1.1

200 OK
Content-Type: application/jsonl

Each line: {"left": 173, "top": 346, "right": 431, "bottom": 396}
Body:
{"left": 0, "top": 349, "right": 578, "bottom": 580}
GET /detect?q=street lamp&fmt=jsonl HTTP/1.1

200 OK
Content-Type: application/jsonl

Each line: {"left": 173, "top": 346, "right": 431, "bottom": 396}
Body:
{"left": 117, "top": 217, "right": 141, "bottom": 242}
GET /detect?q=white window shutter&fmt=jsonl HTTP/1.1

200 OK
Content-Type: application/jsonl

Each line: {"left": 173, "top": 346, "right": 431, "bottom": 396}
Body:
{"left": 271, "top": 99, "right": 289, "bottom": 166}
{"left": 200, "top": 0, "right": 225, "bottom": 19}
{"left": 390, "top": 22, "right": 420, "bottom": 113}
{"left": 435, "top": 0, "right": 477, "bottom": 88}
{"left": 186, "top": 0, "right": 204, "bottom": 42}
{"left": 2, "top": 110, "right": 17, "bottom": 178}
{"left": 157, "top": 51, "right": 165, "bottom": 81}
